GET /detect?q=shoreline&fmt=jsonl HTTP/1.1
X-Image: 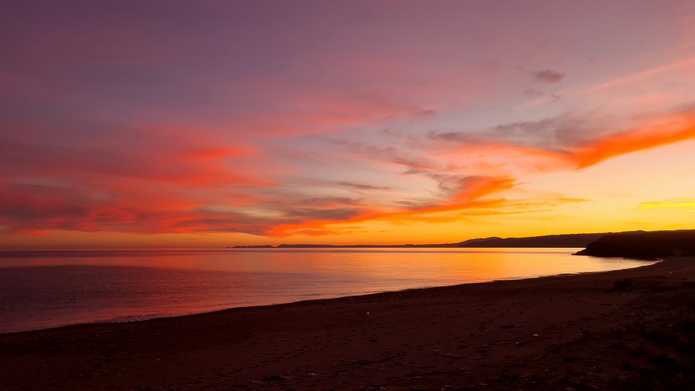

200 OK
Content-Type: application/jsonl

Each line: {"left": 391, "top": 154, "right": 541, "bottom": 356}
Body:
{"left": 0, "top": 254, "right": 650, "bottom": 335}
{"left": 2, "top": 257, "right": 694, "bottom": 390}
{"left": 88, "top": 262, "right": 657, "bottom": 330}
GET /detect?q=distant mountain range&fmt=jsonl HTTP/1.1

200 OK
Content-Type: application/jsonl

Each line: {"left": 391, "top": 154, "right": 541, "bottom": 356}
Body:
{"left": 231, "top": 231, "right": 643, "bottom": 249}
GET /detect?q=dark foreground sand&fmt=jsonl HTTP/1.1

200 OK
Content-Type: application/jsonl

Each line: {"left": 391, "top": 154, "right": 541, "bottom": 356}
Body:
{"left": 2, "top": 258, "right": 695, "bottom": 391}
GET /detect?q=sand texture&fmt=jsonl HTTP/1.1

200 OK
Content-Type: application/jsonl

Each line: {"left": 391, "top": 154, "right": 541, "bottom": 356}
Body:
{"left": 1, "top": 257, "right": 694, "bottom": 390}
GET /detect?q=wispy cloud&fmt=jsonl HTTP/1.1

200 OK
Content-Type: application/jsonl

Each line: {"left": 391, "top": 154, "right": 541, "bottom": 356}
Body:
{"left": 531, "top": 69, "right": 566, "bottom": 84}
{"left": 639, "top": 199, "right": 695, "bottom": 210}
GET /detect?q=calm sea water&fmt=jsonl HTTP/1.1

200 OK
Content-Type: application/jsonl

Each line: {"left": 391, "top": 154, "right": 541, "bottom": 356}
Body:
{"left": 0, "top": 248, "right": 650, "bottom": 334}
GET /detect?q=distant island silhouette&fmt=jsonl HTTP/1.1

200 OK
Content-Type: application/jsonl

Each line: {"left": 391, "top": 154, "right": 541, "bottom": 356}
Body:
{"left": 231, "top": 230, "right": 645, "bottom": 249}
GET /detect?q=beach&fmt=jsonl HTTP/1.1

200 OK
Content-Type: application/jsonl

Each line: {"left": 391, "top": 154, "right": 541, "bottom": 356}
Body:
{"left": 2, "top": 257, "right": 694, "bottom": 390}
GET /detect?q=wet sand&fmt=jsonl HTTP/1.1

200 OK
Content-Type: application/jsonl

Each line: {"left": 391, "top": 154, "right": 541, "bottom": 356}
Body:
{"left": 1, "top": 257, "right": 694, "bottom": 390}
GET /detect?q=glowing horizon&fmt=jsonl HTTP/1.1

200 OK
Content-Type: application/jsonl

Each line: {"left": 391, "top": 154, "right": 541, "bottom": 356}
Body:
{"left": 2, "top": 0, "right": 695, "bottom": 250}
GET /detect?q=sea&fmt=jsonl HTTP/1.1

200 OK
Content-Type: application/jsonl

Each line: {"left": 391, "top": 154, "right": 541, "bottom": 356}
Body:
{"left": 0, "top": 248, "right": 652, "bottom": 334}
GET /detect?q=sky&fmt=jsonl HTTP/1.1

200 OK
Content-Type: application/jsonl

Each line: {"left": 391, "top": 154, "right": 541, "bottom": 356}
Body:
{"left": 1, "top": 0, "right": 695, "bottom": 249}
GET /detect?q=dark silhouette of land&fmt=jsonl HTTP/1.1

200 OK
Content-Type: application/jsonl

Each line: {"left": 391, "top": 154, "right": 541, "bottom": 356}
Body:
{"left": 233, "top": 231, "right": 633, "bottom": 248}
{"left": 455, "top": 232, "right": 610, "bottom": 247}
{"left": 576, "top": 229, "right": 695, "bottom": 259}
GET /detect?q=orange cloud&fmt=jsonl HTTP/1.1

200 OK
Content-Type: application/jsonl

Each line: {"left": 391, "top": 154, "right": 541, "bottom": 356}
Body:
{"left": 266, "top": 176, "right": 515, "bottom": 237}
{"left": 265, "top": 109, "right": 695, "bottom": 238}
{"left": 8, "top": 230, "right": 47, "bottom": 237}
{"left": 571, "top": 112, "right": 695, "bottom": 168}
{"left": 5, "top": 107, "right": 694, "bottom": 241}
{"left": 442, "top": 110, "right": 695, "bottom": 173}
{"left": 181, "top": 147, "right": 254, "bottom": 160}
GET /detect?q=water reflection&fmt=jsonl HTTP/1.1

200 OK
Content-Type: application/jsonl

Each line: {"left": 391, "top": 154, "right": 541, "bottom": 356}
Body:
{"left": 0, "top": 248, "right": 652, "bottom": 333}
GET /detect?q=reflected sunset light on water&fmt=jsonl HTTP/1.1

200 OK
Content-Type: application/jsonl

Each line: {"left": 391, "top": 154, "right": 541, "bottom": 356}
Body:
{"left": 0, "top": 248, "right": 652, "bottom": 333}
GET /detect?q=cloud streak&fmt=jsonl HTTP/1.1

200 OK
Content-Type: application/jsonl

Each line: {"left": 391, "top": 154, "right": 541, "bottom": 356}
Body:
{"left": 532, "top": 69, "right": 566, "bottom": 84}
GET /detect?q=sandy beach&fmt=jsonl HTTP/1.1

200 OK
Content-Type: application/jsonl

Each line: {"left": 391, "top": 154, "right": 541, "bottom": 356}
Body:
{"left": 1, "top": 257, "right": 694, "bottom": 391}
